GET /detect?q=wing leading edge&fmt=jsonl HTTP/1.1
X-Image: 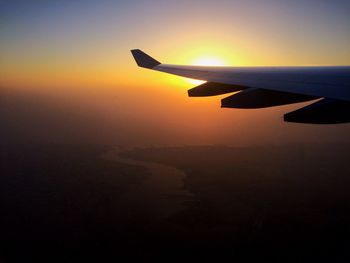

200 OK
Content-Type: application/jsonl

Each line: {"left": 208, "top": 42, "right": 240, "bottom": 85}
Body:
{"left": 131, "top": 49, "right": 350, "bottom": 124}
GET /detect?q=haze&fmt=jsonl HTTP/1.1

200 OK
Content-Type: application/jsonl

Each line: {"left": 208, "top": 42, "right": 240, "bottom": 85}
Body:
{"left": 1, "top": 0, "right": 350, "bottom": 147}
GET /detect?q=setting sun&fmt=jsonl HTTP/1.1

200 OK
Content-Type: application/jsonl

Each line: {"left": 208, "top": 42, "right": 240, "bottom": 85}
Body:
{"left": 186, "top": 56, "right": 228, "bottom": 85}
{"left": 191, "top": 56, "right": 228, "bottom": 67}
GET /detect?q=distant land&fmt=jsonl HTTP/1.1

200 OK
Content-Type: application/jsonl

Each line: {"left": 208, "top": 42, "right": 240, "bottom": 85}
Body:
{"left": 121, "top": 144, "right": 350, "bottom": 261}
{"left": 1, "top": 144, "right": 350, "bottom": 262}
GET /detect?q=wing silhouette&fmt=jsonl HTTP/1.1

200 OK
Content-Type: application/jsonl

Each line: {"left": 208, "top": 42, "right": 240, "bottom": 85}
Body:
{"left": 131, "top": 49, "right": 350, "bottom": 124}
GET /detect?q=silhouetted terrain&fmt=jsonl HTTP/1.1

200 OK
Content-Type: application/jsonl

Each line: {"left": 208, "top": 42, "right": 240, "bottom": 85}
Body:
{"left": 0, "top": 145, "right": 150, "bottom": 262}
{"left": 1, "top": 144, "right": 350, "bottom": 262}
{"left": 124, "top": 144, "right": 350, "bottom": 262}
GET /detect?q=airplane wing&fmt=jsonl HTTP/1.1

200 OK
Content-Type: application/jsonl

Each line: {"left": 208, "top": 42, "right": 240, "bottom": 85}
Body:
{"left": 131, "top": 49, "right": 350, "bottom": 124}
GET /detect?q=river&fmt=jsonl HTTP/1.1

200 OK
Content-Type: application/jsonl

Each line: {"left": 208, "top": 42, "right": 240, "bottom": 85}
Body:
{"left": 103, "top": 147, "right": 193, "bottom": 220}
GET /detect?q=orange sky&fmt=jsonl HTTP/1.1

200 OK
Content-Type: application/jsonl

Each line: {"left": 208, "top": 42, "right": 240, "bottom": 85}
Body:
{"left": 1, "top": 1, "right": 350, "bottom": 146}
{"left": 1, "top": 1, "right": 350, "bottom": 89}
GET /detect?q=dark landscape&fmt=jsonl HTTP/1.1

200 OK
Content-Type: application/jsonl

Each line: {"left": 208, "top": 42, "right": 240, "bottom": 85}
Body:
{"left": 1, "top": 1, "right": 350, "bottom": 262}
{"left": 1, "top": 143, "right": 350, "bottom": 262}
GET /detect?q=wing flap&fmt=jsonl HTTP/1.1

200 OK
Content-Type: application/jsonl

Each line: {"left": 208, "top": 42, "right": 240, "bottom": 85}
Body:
{"left": 284, "top": 99, "right": 350, "bottom": 124}
{"left": 221, "top": 88, "right": 319, "bottom": 109}
{"left": 188, "top": 82, "right": 247, "bottom": 97}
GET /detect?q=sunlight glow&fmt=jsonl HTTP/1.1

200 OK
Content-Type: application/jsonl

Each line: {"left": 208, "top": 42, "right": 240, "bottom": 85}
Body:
{"left": 186, "top": 56, "right": 228, "bottom": 85}
{"left": 186, "top": 79, "right": 206, "bottom": 85}
{"left": 192, "top": 57, "right": 228, "bottom": 67}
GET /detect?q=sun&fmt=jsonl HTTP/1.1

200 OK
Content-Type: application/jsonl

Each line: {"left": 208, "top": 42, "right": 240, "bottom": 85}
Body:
{"left": 192, "top": 57, "right": 227, "bottom": 67}
{"left": 186, "top": 56, "right": 228, "bottom": 85}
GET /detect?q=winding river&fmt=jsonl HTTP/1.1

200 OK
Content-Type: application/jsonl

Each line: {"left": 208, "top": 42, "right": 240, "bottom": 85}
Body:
{"left": 103, "top": 148, "right": 193, "bottom": 220}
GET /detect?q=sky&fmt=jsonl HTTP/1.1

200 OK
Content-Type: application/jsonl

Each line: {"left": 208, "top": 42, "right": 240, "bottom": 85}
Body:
{"left": 1, "top": 0, "right": 350, "bottom": 146}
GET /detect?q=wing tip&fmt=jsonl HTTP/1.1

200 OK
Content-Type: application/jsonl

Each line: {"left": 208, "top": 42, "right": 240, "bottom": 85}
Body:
{"left": 130, "top": 49, "right": 161, "bottom": 69}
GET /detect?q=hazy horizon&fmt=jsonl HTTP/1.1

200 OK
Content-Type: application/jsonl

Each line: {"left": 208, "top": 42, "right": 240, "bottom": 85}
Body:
{"left": 2, "top": 0, "right": 350, "bottom": 148}
{"left": 2, "top": 85, "right": 350, "bottom": 147}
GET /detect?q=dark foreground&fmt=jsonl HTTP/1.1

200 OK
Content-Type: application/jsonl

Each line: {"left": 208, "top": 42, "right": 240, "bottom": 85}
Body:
{"left": 1, "top": 144, "right": 350, "bottom": 262}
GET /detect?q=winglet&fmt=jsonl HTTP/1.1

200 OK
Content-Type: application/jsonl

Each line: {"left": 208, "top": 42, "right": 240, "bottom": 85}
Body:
{"left": 130, "top": 49, "right": 161, "bottom": 69}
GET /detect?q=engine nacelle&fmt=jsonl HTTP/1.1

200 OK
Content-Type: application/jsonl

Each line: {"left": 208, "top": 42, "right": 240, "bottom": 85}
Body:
{"left": 188, "top": 82, "right": 245, "bottom": 97}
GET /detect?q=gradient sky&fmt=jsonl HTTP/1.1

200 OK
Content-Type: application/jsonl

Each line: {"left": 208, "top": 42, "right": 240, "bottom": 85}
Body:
{"left": 1, "top": 0, "right": 349, "bottom": 87}
{"left": 1, "top": 0, "right": 350, "bottom": 146}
